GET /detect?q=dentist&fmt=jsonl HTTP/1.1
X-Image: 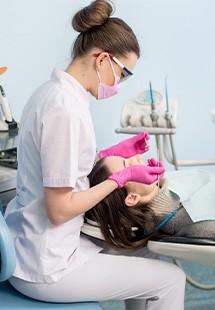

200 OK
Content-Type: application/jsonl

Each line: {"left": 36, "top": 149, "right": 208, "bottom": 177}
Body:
{"left": 5, "top": 0, "right": 185, "bottom": 309}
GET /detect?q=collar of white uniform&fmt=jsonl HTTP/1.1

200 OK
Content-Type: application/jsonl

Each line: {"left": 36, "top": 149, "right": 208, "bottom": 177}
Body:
{"left": 51, "top": 69, "right": 90, "bottom": 107}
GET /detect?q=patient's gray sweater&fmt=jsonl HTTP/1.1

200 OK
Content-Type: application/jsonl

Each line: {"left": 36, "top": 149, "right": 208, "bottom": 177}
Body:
{"left": 147, "top": 179, "right": 214, "bottom": 238}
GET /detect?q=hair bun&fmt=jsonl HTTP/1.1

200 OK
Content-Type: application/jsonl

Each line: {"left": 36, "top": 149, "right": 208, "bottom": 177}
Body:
{"left": 72, "top": 0, "right": 114, "bottom": 33}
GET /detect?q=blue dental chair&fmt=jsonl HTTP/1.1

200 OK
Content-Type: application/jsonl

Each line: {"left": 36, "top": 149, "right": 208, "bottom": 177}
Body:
{"left": 0, "top": 211, "right": 102, "bottom": 310}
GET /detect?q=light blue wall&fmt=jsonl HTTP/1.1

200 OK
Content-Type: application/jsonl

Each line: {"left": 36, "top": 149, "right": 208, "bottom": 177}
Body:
{"left": 1, "top": 0, "right": 214, "bottom": 171}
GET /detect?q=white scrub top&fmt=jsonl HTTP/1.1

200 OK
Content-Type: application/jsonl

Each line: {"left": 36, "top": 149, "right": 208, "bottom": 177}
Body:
{"left": 5, "top": 69, "right": 101, "bottom": 283}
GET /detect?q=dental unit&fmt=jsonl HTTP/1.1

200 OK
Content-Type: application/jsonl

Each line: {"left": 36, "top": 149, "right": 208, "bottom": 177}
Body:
{"left": 116, "top": 78, "right": 215, "bottom": 169}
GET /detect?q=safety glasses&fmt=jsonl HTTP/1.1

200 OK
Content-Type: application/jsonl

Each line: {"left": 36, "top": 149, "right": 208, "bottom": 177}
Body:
{"left": 93, "top": 52, "right": 133, "bottom": 82}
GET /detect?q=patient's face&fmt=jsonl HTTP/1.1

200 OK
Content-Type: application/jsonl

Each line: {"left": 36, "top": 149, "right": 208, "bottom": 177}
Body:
{"left": 104, "top": 155, "right": 159, "bottom": 199}
{"left": 104, "top": 154, "right": 145, "bottom": 172}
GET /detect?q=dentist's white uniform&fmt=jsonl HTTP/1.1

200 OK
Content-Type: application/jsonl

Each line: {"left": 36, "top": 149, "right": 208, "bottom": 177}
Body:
{"left": 5, "top": 69, "right": 185, "bottom": 310}
{"left": 5, "top": 69, "right": 101, "bottom": 283}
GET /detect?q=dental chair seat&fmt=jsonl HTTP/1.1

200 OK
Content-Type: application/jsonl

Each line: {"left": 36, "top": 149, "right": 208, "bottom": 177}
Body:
{"left": 81, "top": 221, "right": 215, "bottom": 267}
{"left": 0, "top": 212, "right": 102, "bottom": 310}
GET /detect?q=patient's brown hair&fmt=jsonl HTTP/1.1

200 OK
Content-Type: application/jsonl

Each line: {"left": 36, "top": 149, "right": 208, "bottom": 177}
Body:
{"left": 86, "top": 158, "right": 159, "bottom": 251}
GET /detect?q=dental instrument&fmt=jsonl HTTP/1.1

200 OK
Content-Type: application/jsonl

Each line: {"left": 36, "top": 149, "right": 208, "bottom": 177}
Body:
{"left": 157, "top": 148, "right": 160, "bottom": 188}
{"left": 149, "top": 81, "right": 155, "bottom": 110}
{"left": 164, "top": 77, "right": 178, "bottom": 169}
{"left": 149, "top": 82, "right": 161, "bottom": 156}
{"left": 164, "top": 76, "right": 172, "bottom": 127}
{"left": 149, "top": 81, "right": 159, "bottom": 126}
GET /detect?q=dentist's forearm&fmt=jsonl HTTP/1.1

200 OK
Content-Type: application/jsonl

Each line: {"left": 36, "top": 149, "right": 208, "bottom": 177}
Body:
{"left": 45, "top": 179, "right": 118, "bottom": 225}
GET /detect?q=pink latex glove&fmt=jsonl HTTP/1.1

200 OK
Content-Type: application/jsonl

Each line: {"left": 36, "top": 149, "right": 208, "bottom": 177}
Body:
{"left": 108, "top": 162, "right": 165, "bottom": 188}
{"left": 147, "top": 158, "right": 165, "bottom": 180}
{"left": 99, "top": 131, "right": 150, "bottom": 158}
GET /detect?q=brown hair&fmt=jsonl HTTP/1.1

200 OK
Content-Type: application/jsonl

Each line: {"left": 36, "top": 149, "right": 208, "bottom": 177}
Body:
{"left": 86, "top": 159, "right": 159, "bottom": 252}
{"left": 71, "top": 0, "right": 140, "bottom": 59}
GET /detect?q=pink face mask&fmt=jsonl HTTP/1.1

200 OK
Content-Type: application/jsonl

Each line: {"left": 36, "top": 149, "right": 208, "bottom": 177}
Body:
{"left": 97, "top": 58, "right": 122, "bottom": 100}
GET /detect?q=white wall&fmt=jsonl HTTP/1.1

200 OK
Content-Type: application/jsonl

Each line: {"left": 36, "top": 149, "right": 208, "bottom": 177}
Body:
{"left": 1, "top": 0, "right": 215, "bottom": 171}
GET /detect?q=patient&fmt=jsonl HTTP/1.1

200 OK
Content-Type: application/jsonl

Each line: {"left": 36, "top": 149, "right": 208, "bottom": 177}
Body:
{"left": 86, "top": 155, "right": 215, "bottom": 251}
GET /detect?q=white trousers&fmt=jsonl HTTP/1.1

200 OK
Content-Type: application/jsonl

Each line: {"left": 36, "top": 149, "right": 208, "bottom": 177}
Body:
{"left": 10, "top": 251, "right": 185, "bottom": 310}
